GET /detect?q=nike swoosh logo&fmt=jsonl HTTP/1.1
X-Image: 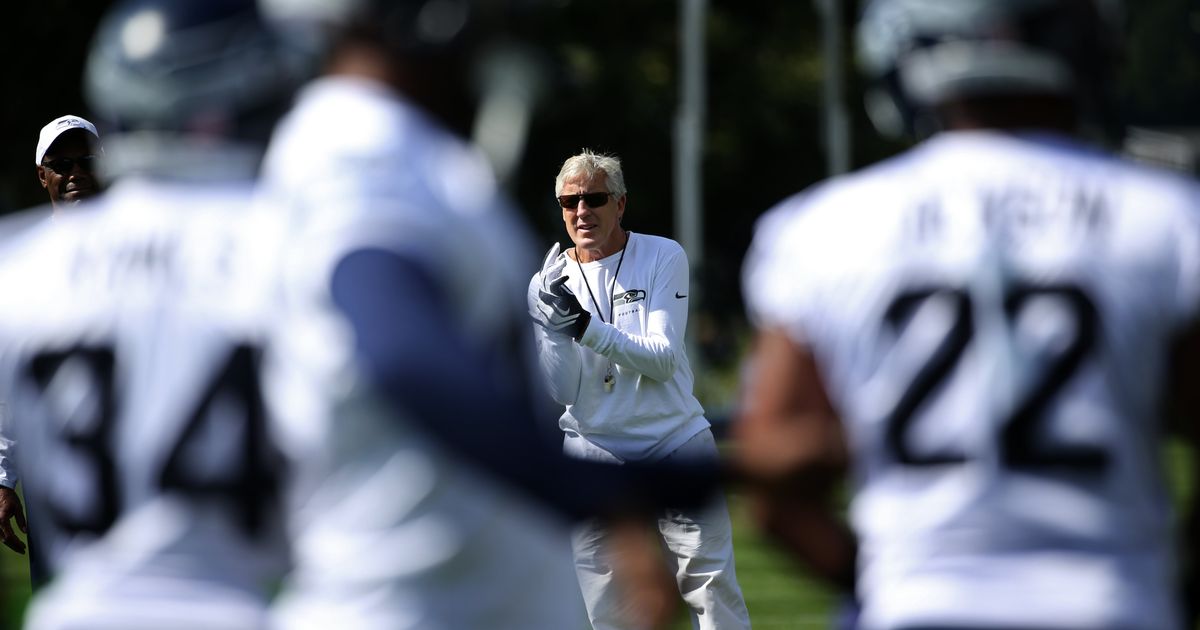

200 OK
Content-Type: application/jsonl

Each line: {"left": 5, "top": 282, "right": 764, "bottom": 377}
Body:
{"left": 551, "top": 302, "right": 572, "bottom": 317}
{"left": 675, "top": 292, "right": 687, "bottom": 299}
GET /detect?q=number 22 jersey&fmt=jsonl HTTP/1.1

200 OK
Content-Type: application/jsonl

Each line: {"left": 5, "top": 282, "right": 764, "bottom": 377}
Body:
{"left": 744, "top": 131, "right": 1200, "bottom": 630}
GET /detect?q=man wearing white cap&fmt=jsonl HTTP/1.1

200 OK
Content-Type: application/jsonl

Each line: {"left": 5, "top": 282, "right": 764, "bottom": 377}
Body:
{"left": 0, "top": 112, "right": 103, "bottom": 559}
{"left": 0, "top": 115, "right": 105, "bottom": 575}
{"left": 0, "top": 114, "right": 104, "bottom": 567}
{"left": 34, "top": 114, "right": 102, "bottom": 211}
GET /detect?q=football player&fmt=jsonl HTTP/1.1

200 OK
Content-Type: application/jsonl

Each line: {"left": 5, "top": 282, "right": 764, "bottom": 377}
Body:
{"left": 259, "top": 2, "right": 727, "bottom": 628}
{"left": 0, "top": 0, "right": 304, "bottom": 627}
{"left": 738, "top": 0, "right": 1200, "bottom": 628}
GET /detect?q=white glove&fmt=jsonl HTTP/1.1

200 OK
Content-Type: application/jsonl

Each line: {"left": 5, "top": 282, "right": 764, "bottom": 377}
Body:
{"left": 528, "top": 242, "right": 566, "bottom": 319}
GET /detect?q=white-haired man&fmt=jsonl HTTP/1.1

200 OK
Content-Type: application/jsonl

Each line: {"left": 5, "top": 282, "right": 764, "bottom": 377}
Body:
{"left": 529, "top": 150, "right": 751, "bottom": 630}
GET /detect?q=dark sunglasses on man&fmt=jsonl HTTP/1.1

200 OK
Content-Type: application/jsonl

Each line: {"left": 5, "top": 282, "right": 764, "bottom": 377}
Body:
{"left": 42, "top": 155, "right": 98, "bottom": 175}
{"left": 557, "top": 192, "right": 613, "bottom": 209}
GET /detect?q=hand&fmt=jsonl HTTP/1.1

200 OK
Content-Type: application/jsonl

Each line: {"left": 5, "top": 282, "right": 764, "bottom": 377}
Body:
{"left": 0, "top": 486, "right": 27, "bottom": 555}
{"left": 535, "top": 275, "right": 591, "bottom": 340}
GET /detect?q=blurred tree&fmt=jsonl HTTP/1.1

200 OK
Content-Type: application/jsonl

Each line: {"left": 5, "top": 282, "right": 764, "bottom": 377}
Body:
{"left": 1, "top": 0, "right": 1195, "bottom": 367}
{"left": 0, "top": 1, "right": 115, "bottom": 213}
{"left": 519, "top": 1, "right": 835, "bottom": 369}
{"left": 505, "top": 0, "right": 1200, "bottom": 372}
{"left": 1120, "top": 0, "right": 1200, "bottom": 127}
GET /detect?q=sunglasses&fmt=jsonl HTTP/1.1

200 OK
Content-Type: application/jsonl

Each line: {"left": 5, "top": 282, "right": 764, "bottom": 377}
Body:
{"left": 43, "top": 155, "right": 97, "bottom": 174}
{"left": 557, "top": 192, "right": 613, "bottom": 209}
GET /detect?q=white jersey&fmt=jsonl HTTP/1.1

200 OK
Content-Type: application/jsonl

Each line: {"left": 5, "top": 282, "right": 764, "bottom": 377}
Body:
{"left": 531, "top": 233, "right": 709, "bottom": 462}
{"left": 744, "top": 131, "right": 1200, "bottom": 630}
{"left": 261, "top": 76, "right": 585, "bottom": 630}
{"left": 0, "top": 179, "right": 290, "bottom": 629}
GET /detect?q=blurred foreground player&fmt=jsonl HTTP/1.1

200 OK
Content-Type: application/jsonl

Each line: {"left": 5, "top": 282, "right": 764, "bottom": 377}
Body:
{"left": 739, "top": 0, "right": 1200, "bottom": 628}
{"left": 260, "top": 1, "right": 724, "bottom": 628}
{"left": 0, "top": 0, "right": 303, "bottom": 627}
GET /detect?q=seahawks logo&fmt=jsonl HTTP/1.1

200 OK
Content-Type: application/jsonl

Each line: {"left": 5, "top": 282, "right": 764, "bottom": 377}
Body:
{"left": 616, "top": 289, "right": 646, "bottom": 304}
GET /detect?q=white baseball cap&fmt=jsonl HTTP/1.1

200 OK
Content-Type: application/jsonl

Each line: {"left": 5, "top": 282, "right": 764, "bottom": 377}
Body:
{"left": 35, "top": 115, "right": 100, "bottom": 166}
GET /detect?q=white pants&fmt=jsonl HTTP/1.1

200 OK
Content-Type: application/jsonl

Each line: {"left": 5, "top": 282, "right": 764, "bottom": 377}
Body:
{"left": 565, "top": 429, "right": 752, "bottom": 630}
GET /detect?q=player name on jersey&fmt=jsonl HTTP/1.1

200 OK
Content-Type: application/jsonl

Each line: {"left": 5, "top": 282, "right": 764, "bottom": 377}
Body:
{"left": 908, "top": 180, "right": 1111, "bottom": 244}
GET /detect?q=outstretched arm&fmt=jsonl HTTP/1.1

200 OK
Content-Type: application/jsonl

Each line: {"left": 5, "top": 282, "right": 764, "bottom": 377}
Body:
{"left": 329, "top": 246, "right": 722, "bottom": 521}
{"left": 734, "top": 327, "right": 856, "bottom": 593}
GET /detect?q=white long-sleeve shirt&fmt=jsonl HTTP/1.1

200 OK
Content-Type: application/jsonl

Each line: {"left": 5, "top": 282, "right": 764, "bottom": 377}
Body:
{"left": 531, "top": 233, "right": 709, "bottom": 462}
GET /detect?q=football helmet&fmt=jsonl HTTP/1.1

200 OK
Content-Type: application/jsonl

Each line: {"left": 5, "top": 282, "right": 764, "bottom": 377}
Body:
{"left": 856, "top": 0, "right": 1122, "bottom": 138}
{"left": 85, "top": 0, "right": 306, "bottom": 143}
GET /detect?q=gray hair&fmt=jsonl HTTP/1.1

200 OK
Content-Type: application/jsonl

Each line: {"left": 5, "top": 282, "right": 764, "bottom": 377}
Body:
{"left": 554, "top": 149, "right": 627, "bottom": 197}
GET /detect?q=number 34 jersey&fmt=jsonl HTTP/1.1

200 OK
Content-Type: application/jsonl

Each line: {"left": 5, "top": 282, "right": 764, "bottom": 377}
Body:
{"left": 0, "top": 180, "right": 289, "bottom": 628}
{"left": 744, "top": 131, "right": 1200, "bottom": 630}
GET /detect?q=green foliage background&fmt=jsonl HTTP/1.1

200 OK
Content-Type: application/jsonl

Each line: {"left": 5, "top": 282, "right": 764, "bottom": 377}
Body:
{"left": 2, "top": 1, "right": 1196, "bottom": 351}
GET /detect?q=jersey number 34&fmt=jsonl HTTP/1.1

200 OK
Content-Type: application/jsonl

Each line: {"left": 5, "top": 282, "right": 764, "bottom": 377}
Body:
{"left": 24, "top": 344, "right": 281, "bottom": 539}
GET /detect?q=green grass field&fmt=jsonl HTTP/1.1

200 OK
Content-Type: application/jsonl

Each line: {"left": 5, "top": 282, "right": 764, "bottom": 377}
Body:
{"left": 0, "top": 441, "right": 1192, "bottom": 630}
{"left": 699, "top": 493, "right": 840, "bottom": 629}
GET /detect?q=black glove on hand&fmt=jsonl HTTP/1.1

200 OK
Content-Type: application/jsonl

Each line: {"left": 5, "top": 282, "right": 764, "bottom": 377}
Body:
{"left": 536, "top": 275, "right": 591, "bottom": 341}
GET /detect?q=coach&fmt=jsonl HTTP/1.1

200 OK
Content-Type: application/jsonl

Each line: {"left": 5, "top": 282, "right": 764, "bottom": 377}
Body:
{"left": 0, "top": 115, "right": 105, "bottom": 561}
{"left": 35, "top": 115, "right": 102, "bottom": 212}
{"left": 528, "top": 150, "right": 751, "bottom": 630}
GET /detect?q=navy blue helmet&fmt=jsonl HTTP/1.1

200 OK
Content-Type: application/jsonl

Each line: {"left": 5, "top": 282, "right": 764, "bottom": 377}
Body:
{"left": 857, "top": 0, "right": 1123, "bottom": 138}
{"left": 85, "top": 0, "right": 306, "bottom": 142}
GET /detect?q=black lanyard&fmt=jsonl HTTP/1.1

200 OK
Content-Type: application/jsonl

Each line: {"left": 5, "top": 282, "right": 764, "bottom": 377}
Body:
{"left": 574, "top": 231, "right": 630, "bottom": 324}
